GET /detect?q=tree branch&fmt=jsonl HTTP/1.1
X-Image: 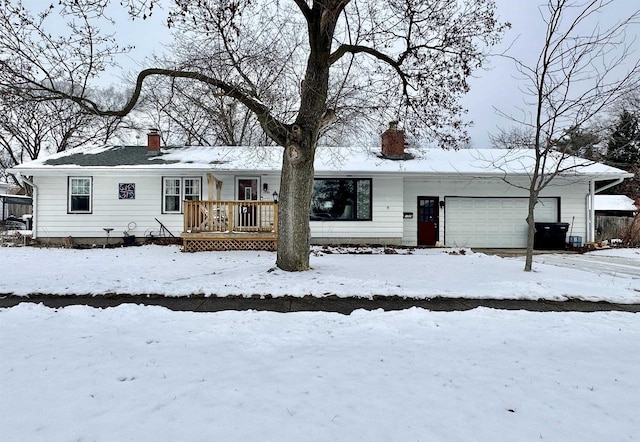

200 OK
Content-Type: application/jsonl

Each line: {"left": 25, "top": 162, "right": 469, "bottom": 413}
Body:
{"left": 33, "top": 68, "right": 290, "bottom": 146}
{"left": 292, "top": 0, "right": 312, "bottom": 21}
{"left": 329, "top": 44, "right": 410, "bottom": 94}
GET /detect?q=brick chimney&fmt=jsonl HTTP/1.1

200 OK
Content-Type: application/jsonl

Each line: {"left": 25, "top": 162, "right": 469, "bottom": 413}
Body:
{"left": 147, "top": 129, "right": 161, "bottom": 156}
{"left": 381, "top": 121, "right": 406, "bottom": 159}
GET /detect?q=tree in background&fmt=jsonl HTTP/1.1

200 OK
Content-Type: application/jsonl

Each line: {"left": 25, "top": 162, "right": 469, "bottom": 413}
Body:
{"left": 0, "top": 2, "right": 130, "bottom": 190}
{"left": 492, "top": 0, "right": 640, "bottom": 271}
{"left": 0, "top": 89, "right": 127, "bottom": 193}
{"left": 604, "top": 109, "right": 640, "bottom": 200}
{"left": 137, "top": 76, "right": 270, "bottom": 147}
{"left": 554, "top": 125, "right": 602, "bottom": 160}
{"left": 489, "top": 126, "right": 536, "bottom": 150}
{"left": 0, "top": 0, "right": 507, "bottom": 271}
{"left": 491, "top": 124, "right": 603, "bottom": 160}
{"left": 606, "top": 109, "right": 640, "bottom": 167}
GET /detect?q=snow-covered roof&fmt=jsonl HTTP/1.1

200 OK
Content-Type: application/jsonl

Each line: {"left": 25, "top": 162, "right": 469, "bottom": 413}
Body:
{"left": 595, "top": 195, "right": 638, "bottom": 212}
{"left": 8, "top": 144, "right": 632, "bottom": 180}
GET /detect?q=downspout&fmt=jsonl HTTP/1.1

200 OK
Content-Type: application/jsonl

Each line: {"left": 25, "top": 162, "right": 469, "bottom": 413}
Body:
{"left": 586, "top": 180, "right": 595, "bottom": 243}
{"left": 12, "top": 173, "right": 38, "bottom": 239}
{"left": 588, "top": 177, "right": 624, "bottom": 243}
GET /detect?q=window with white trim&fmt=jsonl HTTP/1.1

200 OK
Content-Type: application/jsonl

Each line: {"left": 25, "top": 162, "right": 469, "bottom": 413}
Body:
{"left": 68, "top": 177, "right": 92, "bottom": 213}
{"left": 163, "top": 177, "right": 201, "bottom": 213}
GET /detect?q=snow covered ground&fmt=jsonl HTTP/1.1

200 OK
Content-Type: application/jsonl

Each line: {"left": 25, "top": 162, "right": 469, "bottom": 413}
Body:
{"left": 0, "top": 245, "right": 639, "bottom": 302}
{"left": 1, "top": 246, "right": 639, "bottom": 440}
{"left": 535, "top": 248, "right": 640, "bottom": 279}
{"left": 1, "top": 304, "right": 639, "bottom": 441}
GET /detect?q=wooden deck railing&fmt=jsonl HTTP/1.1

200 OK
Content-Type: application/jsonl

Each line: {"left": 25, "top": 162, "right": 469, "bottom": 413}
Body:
{"left": 183, "top": 200, "right": 278, "bottom": 234}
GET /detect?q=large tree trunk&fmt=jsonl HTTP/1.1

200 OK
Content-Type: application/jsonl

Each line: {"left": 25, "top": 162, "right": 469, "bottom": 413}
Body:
{"left": 274, "top": 3, "right": 336, "bottom": 271}
{"left": 276, "top": 138, "right": 316, "bottom": 271}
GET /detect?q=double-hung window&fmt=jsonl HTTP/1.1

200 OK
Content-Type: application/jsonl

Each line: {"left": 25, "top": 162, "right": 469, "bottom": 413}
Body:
{"left": 163, "top": 177, "right": 201, "bottom": 213}
{"left": 183, "top": 178, "right": 201, "bottom": 202}
{"left": 68, "top": 177, "right": 92, "bottom": 213}
{"left": 310, "top": 178, "right": 372, "bottom": 221}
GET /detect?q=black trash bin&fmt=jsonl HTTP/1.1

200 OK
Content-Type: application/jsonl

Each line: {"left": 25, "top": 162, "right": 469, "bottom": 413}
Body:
{"left": 123, "top": 234, "right": 136, "bottom": 246}
{"left": 534, "top": 222, "right": 570, "bottom": 250}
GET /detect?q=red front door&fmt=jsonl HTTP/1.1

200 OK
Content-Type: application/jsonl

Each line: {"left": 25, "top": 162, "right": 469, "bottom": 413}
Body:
{"left": 418, "top": 197, "right": 439, "bottom": 246}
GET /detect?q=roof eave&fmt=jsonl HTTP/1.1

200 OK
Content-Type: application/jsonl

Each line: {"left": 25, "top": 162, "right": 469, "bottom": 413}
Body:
{"left": 8, "top": 163, "right": 633, "bottom": 180}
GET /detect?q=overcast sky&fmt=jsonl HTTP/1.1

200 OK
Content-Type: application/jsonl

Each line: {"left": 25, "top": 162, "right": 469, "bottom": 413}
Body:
{"left": 85, "top": 1, "right": 640, "bottom": 148}
{"left": 463, "top": 0, "right": 640, "bottom": 147}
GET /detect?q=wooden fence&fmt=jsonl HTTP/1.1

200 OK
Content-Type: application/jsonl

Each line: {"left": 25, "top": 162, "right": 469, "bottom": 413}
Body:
{"left": 595, "top": 215, "right": 635, "bottom": 242}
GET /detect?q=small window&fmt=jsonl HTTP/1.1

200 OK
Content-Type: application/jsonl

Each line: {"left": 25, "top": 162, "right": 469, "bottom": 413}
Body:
{"left": 163, "top": 177, "right": 201, "bottom": 213}
{"left": 68, "top": 177, "right": 92, "bottom": 213}
{"left": 184, "top": 178, "right": 201, "bottom": 201}
{"left": 311, "top": 178, "right": 372, "bottom": 221}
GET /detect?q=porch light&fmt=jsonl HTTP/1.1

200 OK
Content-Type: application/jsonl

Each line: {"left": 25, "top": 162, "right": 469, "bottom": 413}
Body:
{"left": 272, "top": 191, "right": 279, "bottom": 203}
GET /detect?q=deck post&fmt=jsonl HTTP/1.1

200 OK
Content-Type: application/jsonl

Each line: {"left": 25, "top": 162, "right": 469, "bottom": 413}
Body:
{"left": 227, "top": 201, "right": 234, "bottom": 232}
{"left": 273, "top": 203, "right": 278, "bottom": 233}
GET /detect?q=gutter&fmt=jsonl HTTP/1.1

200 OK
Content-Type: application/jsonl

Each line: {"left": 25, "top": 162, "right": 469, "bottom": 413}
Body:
{"left": 594, "top": 177, "right": 625, "bottom": 194}
{"left": 10, "top": 172, "right": 37, "bottom": 239}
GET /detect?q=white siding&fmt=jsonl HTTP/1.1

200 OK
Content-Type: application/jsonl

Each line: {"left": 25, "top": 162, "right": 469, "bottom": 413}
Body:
{"left": 33, "top": 172, "right": 282, "bottom": 242}
{"left": 34, "top": 174, "right": 179, "bottom": 240}
{"left": 32, "top": 171, "right": 590, "bottom": 248}
{"left": 402, "top": 177, "right": 589, "bottom": 247}
{"left": 310, "top": 176, "right": 404, "bottom": 244}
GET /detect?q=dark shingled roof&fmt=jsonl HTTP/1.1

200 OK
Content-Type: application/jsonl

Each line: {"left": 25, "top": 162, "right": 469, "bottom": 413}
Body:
{"left": 44, "top": 145, "right": 180, "bottom": 167}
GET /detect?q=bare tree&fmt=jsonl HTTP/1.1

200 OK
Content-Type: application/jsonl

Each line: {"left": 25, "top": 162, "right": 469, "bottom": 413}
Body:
{"left": 139, "top": 29, "right": 379, "bottom": 147}
{"left": 493, "top": 0, "right": 640, "bottom": 271}
{"left": 0, "top": 87, "right": 128, "bottom": 193}
{"left": 0, "top": 2, "right": 130, "bottom": 191}
{"left": 1, "top": 0, "right": 507, "bottom": 271}
{"left": 137, "top": 76, "right": 270, "bottom": 146}
{"left": 490, "top": 126, "right": 536, "bottom": 150}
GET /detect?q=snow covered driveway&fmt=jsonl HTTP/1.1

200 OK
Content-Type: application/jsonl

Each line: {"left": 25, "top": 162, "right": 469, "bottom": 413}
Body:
{"left": 534, "top": 249, "right": 640, "bottom": 279}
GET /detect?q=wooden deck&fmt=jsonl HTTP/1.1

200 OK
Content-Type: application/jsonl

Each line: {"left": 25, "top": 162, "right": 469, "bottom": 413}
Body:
{"left": 181, "top": 200, "right": 278, "bottom": 251}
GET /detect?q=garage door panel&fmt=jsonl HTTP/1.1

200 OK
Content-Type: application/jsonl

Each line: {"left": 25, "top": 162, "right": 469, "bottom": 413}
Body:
{"left": 445, "top": 197, "right": 558, "bottom": 248}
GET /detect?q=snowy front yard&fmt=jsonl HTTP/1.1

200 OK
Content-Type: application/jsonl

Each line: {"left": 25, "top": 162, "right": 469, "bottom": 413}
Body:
{"left": 1, "top": 304, "right": 639, "bottom": 441}
{"left": 0, "top": 245, "right": 639, "bottom": 302}
{"left": 1, "top": 246, "right": 639, "bottom": 440}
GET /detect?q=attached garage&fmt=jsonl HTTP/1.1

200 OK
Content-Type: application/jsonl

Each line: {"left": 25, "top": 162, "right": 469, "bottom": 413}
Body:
{"left": 444, "top": 197, "right": 559, "bottom": 248}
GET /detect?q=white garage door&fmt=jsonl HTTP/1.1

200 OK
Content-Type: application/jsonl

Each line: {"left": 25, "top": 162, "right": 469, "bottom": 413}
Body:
{"left": 445, "top": 197, "right": 559, "bottom": 248}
